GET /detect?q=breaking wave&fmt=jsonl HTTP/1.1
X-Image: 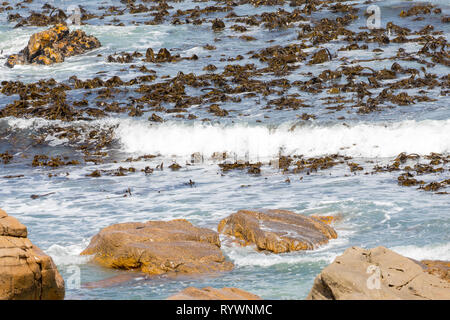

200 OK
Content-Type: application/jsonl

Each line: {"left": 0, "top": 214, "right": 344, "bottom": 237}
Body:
{"left": 116, "top": 119, "right": 450, "bottom": 159}
{"left": 45, "top": 240, "right": 91, "bottom": 266}
{"left": 391, "top": 243, "right": 450, "bottom": 261}
{"left": 3, "top": 117, "right": 449, "bottom": 159}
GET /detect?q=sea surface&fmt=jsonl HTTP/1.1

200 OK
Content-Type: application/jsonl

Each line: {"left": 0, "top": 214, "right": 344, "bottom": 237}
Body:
{"left": 0, "top": 0, "right": 449, "bottom": 299}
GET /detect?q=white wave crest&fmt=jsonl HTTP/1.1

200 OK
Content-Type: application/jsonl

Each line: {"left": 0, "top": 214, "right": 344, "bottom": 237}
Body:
{"left": 391, "top": 243, "right": 450, "bottom": 261}
{"left": 116, "top": 119, "right": 450, "bottom": 159}
{"left": 45, "top": 240, "right": 91, "bottom": 266}
{"left": 222, "top": 243, "right": 339, "bottom": 267}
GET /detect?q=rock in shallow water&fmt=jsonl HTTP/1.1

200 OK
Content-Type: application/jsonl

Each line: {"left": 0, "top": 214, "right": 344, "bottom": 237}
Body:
{"left": 81, "top": 219, "right": 234, "bottom": 275}
{"left": 218, "top": 209, "right": 338, "bottom": 253}
{"left": 0, "top": 209, "right": 65, "bottom": 300}
{"left": 167, "top": 287, "right": 262, "bottom": 300}
{"left": 307, "top": 246, "right": 450, "bottom": 300}
{"left": 5, "top": 24, "right": 101, "bottom": 68}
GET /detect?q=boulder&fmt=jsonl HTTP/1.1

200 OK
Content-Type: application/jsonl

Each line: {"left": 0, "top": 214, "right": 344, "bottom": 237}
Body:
{"left": 217, "top": 209, "right": 338, "bottom": 253}
{"left": 420, "top": 260, "right": 449, "bottom": 282}
{"left": 0, "top": 209, "right": 65, "bottom": 300}
{"left": 307, "top": 246, "right": 450, "bottom": 300}
{"left": 167, "top": 287, "right": 262, "bottom": 300}
{"left": 81, "top": 219, "right": 234, "bottom": 275}
{"left": 5, "top": 24, "right": 101, "bottom": 68}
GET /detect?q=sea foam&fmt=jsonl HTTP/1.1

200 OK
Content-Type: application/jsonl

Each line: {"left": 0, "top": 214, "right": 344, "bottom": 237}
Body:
{"left": 391, "top": 243, "right": 450, "bottom": 261}
{"left": 116, "top": 119, "right": 450, "bottom": 159}
{"left": 4, "top": 117, "right": 449, "bottom": 159}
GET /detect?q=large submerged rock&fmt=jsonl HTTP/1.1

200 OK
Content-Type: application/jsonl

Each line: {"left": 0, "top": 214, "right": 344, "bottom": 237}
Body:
{"left": 0, "top": 209, "right": 65, "bottom": 300}
{"left": 167, "top": 287, "right": 262, "bottom": 300}
{"left": 217, "top": 209, "right": 338, "bottom": 253}
{"left": 81, "top": 219, "right": 234, "bottom": 275}
{"left": 307, "top": 246, "right": 450, "bottom": 300}
{"left": 5, "top": 24, "right": 101, "bottom": 68}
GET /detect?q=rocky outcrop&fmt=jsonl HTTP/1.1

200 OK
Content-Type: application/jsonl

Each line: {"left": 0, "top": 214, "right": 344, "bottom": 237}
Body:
{"left": 167, "top": 287, "right": 262, "bottom": 300}
{"left": 420, "top": 260, "right": 449, "bottom": 282}
{"left": 81, "top": 219, "right": 234, "bottom": 275}
{"left": 5, "top": 24, "right": 101, "bottom": 68}
{"left": 0, "top": 209, "right": 65, "bottom": 300}
{"left": 218, "top": 209, "right": 338, "bottom": 253}
{"left": 307, "top": 246, "right": 450, "bottom": 300}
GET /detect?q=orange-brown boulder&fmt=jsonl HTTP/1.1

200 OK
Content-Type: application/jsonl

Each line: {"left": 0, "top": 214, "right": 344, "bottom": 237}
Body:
{"left": 167, "top": 287, "right": 262, "bottom": 300}
{"left": 5, "top": 24, "right": 101, "bottom": 68}
{"left": 0, "top": 209, "right": 65, "bottom": 300}
{"left": 81, "top": 219, "right": 233, "bottom": 275}
{"left": 307, "top": 246, "right": 450, "bottom": 300}
{"left": 218, "top": 209, "right": 338, "bottom": 253}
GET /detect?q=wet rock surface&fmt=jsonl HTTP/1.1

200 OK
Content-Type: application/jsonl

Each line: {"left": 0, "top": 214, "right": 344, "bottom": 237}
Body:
{"left": 218, "top": 209, "right": 338, "bottom": 253}
{"left": 307, "top": 246, "right": 450, "bottom": 300}
{"left": 81, "top": 219, "right": 234, "bottom": 275}
{"left": 167, "top": 287, "right": 262, "bottom": 300}
{"left": 5, "top": 24, "right": 101, "bottom": 68}
{"left": 311, "top": 215, "right": 342, "bottom": 225}
{"left": 0, "top": 209, "right": 65, "bottom": 300}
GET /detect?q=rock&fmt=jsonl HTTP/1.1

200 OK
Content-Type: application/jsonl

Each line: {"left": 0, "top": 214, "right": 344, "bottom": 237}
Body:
{"left": 5, "top": 24, "right": 101, "bottom": 68}
{"left": 307, "top": 246, "right": 450, "bottom": 300}
{"left": 81, "top": 219, "right": 234, "bottom": 275}
{"left": 0, "top": 209, "right": 65, "bottom": 300}
{"left": 217, "top": 209, "right": 338, "bottom": 253}
{"left": 310, "top": 214, "right": 342, "bottom": 225}
{"left": 420, "top": 260, "right": 449, "bottom": 282}
{"left": 309, "top": 48, "right": 331, "bottom": 64}
{"left": 82, "top": 274, "right": 141, "bottom": 289}
{"left": 4, "top": 54, "right": 26, "bottom": 68}
{"left": 167, "top": 287, "right": 262, "bottom": 300}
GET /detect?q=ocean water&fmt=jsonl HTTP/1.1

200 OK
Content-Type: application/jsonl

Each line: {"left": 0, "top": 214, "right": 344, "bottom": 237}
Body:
{"left": 0, "top": 0, "right": 449, "bottom": 300}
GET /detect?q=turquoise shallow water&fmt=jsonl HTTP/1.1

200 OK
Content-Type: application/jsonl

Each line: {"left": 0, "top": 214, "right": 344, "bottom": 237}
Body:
{"left": 0, "top": 0, "right": 449, "bottom": 299}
